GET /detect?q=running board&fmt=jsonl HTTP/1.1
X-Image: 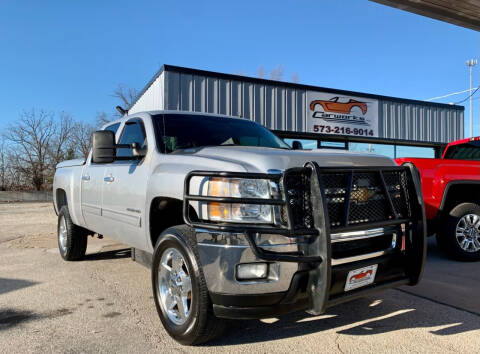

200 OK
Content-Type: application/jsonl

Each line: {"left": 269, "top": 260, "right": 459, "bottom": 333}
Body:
{"left": 131, "top": 248, "right": 152, "bottom": 269}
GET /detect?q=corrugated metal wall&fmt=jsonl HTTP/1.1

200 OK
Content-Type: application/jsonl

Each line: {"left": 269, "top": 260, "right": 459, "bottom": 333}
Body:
{"left": 133, "top": 68, "right": 464, "bottom": 144}
{"left": 129, "top": 72, "right": 165, "bottom": 114}
{"left": 379, "top": 100, "right": 463, "bottom": 143}
{"left": 163, "top": 71, "right": 310, "bottom": 133}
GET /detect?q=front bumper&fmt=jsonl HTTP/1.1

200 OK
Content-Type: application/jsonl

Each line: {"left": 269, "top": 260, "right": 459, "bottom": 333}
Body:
{"left": 197, "top": 226, "right": 411, "bottom": 319}
{"left": 185, "top": 163, "right": 427, "bottom": 319}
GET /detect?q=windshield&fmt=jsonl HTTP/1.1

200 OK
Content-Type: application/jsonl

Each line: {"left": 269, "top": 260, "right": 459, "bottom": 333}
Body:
{"left": 444, "top": 141, "right": 480, "bottom": 160}
{"left": 152, "top": 114, "right": 290, "bottom": 153}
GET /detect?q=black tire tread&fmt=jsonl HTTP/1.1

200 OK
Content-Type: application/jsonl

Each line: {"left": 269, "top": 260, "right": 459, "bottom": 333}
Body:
{"left": 173, "top": 225, "right": 225, "bottom": 345}
{"left": 438, "top": 202, "right": 480, "bottom": 261}
{"left": 58, "top": 205, "right": 88, "bottom": 261}
{"left": 153, "top": 224, "right": 225, "bottom": 345}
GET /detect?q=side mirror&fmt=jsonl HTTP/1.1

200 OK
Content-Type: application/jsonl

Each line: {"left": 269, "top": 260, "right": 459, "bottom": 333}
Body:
{"left": 92, "top": 130, "right": 115, "bottom": 163}
{"left": 292, "top": 140, "right": 303, "bottom": 150}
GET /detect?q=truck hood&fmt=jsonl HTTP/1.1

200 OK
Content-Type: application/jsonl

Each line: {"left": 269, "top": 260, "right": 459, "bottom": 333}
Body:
{"left": 187, "top": 146, "right": 394, "bottom": 172}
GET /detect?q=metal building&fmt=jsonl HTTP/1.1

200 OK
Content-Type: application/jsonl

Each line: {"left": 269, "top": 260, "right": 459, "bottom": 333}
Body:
{"left": 128, "top": 65, "right": 464, "bottom": 153}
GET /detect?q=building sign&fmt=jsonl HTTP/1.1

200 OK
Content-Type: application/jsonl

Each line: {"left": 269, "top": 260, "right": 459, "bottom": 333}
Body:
{"left": 307, "top": 91, "right": 379, "bottom": 138}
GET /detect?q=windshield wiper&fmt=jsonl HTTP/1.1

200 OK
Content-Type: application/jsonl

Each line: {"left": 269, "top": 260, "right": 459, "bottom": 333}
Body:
{"left": 171, "top": 144, "right": 291, "bottom": 152}
{"left": 219, "top": 144, "right": 291, "bottom": 150}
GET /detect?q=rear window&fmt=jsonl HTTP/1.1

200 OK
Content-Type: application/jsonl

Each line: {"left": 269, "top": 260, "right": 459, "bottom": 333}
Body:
{"left": 444, "top": 141, "right": 480, "bottom": 160}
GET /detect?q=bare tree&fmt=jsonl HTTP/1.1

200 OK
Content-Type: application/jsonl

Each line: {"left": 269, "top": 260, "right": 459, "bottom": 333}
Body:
{"left": 270, "top": 65, "right": 284, "bottom": 81}
{"left": 93, "top": 84, "right": 140, "bottom": 125}
{"left": 0, "top": 138, "right": 7, "bottom": 190}
{"left": 0, "top": 106, "right": 121, "bottom": 190}
{"left": 0, "top": 138, "right": 21, "bottom": 191}
{"left": 291, "top": 72, "right": 300, "bottom": 83}
{"left": 4, "top": 109, "right": 56, "bottom": 190}
{"left": 95, "top": 111, "right": 111, "bottom": 128}
{"left": 2, "top": 109, "right": 83, "bottom": 190}
{"left": 72, "top": 121, "right": 94, "bottom": 158}
{"left": 49, "top": 112, "right": 75, "bottom": 166}
{"left": 3, "top": 151, "right": 21, "bottom": 190}
{"left": 257, "top": 66, "right": 266, "bottom": 79}
{"left": 113, "top": 84, "right": 138, "bottom": 110}
{"left": 6, "top": 151, "right": 30, "bottom": 190}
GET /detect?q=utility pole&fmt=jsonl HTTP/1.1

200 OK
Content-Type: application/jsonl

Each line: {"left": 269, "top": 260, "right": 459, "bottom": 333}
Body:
{"left": 466, "top": 59, "right": 477, "bottom": 137}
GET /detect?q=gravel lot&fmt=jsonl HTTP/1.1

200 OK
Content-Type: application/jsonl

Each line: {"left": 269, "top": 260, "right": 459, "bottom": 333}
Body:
{"left": 1, "top": 202, "right": 479, "bottom": 353}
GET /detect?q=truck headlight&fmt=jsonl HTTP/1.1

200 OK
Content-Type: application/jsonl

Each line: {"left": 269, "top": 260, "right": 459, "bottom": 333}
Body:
{"left": 208, "top": 178, "right": 270, "bottom": 199}
{"left": 205, "top": 178, "right": 274, "bottom": 223}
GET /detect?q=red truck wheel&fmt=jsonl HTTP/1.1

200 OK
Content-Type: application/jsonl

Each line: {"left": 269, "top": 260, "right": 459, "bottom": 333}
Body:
{"left": 438, "top": 202, "right": 480, "bottom": 261}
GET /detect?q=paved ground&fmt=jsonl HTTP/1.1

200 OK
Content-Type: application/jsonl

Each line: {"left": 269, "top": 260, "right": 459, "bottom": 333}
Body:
{"left": 0, "top": 202, "right": 479, "bottom": 353}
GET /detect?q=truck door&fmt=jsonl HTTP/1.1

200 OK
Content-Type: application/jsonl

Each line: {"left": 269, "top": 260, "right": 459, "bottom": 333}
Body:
{"left": 80, "top": 122, "right": 120, "bottom": 235}
{"left": 101, "top": 118, "right": 150, "bottom": 249}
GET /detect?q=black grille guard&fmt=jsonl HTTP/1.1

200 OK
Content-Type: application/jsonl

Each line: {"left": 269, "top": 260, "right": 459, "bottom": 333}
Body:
{"left": 183, "top": 162, "right": 427, "bottom": 314}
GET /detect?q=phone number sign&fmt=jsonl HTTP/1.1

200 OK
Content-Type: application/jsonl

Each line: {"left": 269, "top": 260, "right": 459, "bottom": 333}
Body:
{"left": 306, "top": 91, "right": 379, "bottom": 138}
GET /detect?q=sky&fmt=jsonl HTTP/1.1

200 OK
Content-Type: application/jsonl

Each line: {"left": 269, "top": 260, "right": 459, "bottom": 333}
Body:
{"left": 1, "top": 0, "right": 479, "bottom": 138}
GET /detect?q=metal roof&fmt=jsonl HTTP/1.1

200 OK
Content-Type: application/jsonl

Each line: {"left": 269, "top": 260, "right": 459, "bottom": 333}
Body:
{"left": 127, "top": 65, "right": 464, "bottom": 145}
{"left": 128, "top": 64, "right": 464, "bottom": 112}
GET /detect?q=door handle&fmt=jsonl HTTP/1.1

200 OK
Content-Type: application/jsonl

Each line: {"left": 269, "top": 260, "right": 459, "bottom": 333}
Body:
{"left": 104, "top": 175, "right": 115, "bottom": 183}
{"left": 82, "top": 175, "right": 90, "bottom": 181}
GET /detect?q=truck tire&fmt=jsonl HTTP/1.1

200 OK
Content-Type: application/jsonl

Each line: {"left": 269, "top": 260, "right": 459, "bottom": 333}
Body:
{"left": 438, "top": 202, "right": 480, "bottom": 261}
{"left": 57, "top": 205, "right": 88, "bottom": 261}
{"left": 151, "top": 225, "right": 225, "bottom": 345}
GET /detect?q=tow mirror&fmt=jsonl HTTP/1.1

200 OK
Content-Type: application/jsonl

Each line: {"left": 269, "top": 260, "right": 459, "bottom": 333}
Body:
{"left": 92, "top": 130, "right": 115, "bottom": 164}
{"left": 292, "top": 140, "right": 303, "bottom": 150}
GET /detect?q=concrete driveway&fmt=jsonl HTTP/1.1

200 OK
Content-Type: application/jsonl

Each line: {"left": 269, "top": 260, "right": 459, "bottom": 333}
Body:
{"left": 1, "top": 203, "right": 479, "bottom": 353}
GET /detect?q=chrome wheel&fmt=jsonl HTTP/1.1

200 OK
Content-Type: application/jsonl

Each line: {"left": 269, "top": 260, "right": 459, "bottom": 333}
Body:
{"left": 456, "top": 214, "right": 480, "bottom": 252}
{"left": 157, "top": 247, "right": 192, "bottom": 325}
{"left": 58, "top": 215, "right": 67, "bottom": 252}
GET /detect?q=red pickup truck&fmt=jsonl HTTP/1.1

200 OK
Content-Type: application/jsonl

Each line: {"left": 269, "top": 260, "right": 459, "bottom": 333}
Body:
{"left": 396, "top": 137, "right": 480, "bottom": 261}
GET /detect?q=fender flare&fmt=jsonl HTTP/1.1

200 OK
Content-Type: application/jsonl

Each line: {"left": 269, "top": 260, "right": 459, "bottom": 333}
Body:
{"left": 438, "top": 180, "right": 480, "bottom": 214}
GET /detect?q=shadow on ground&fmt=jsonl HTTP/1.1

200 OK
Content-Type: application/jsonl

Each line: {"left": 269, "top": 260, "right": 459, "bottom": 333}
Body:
{"left": 0, "top": 307, "right": 75, "bottom": 331}
{"left": 0, "top": 278, "right": 38, "bottom": 296}
{"left": 206, "top": 293, "right": 479, "bottom": 346}
{"left": 206, "top": 238, "right": 480, "bottom": 346}
{"left": 0, "top": 309, "right": 39, "bottom": 331}
{"left": 401, "top": 237, "right": 480, "bottom": 315}
{"left": 84, "top": 248, "right": 131, "bottom": 261}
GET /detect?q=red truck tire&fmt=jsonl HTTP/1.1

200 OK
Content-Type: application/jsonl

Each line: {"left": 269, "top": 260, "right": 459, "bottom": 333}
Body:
{"left": 438, "top": 202, "right": 480, "bottom": 261}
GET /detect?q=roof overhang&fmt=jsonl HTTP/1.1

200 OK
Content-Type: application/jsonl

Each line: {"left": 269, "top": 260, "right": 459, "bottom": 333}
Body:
{"left": 371, "top": 0, "right": 480, "bottom": 31}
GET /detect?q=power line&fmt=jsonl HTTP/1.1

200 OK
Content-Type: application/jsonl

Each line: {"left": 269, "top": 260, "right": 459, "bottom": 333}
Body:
{"left": 455, "top": 86, "right": 480, "bottom": 104}
{"left": 425, "top": 87, "right": 479, "bottom": 101}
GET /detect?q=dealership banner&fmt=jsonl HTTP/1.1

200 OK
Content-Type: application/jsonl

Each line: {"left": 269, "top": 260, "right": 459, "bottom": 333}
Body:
{"left": 306, "top": 91, "right": 379, "bottom": 138}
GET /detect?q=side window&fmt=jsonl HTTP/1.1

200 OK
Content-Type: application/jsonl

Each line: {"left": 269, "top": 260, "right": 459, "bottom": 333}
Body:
{"left": 104, "top": 123, "right": 120, "bottom": 135}
{"left": 117, "top": 121, "right": 147, "bottom": 158}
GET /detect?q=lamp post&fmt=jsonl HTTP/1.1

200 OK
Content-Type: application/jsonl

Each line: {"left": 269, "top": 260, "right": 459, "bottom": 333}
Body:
{"left": 466, "top": 59, "right": 477, "bottom": 137}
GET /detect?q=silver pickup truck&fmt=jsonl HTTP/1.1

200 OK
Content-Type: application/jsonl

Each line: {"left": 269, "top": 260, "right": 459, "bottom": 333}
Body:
{"left": 53, "top": 111, "right": 426, "bottom": 345}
